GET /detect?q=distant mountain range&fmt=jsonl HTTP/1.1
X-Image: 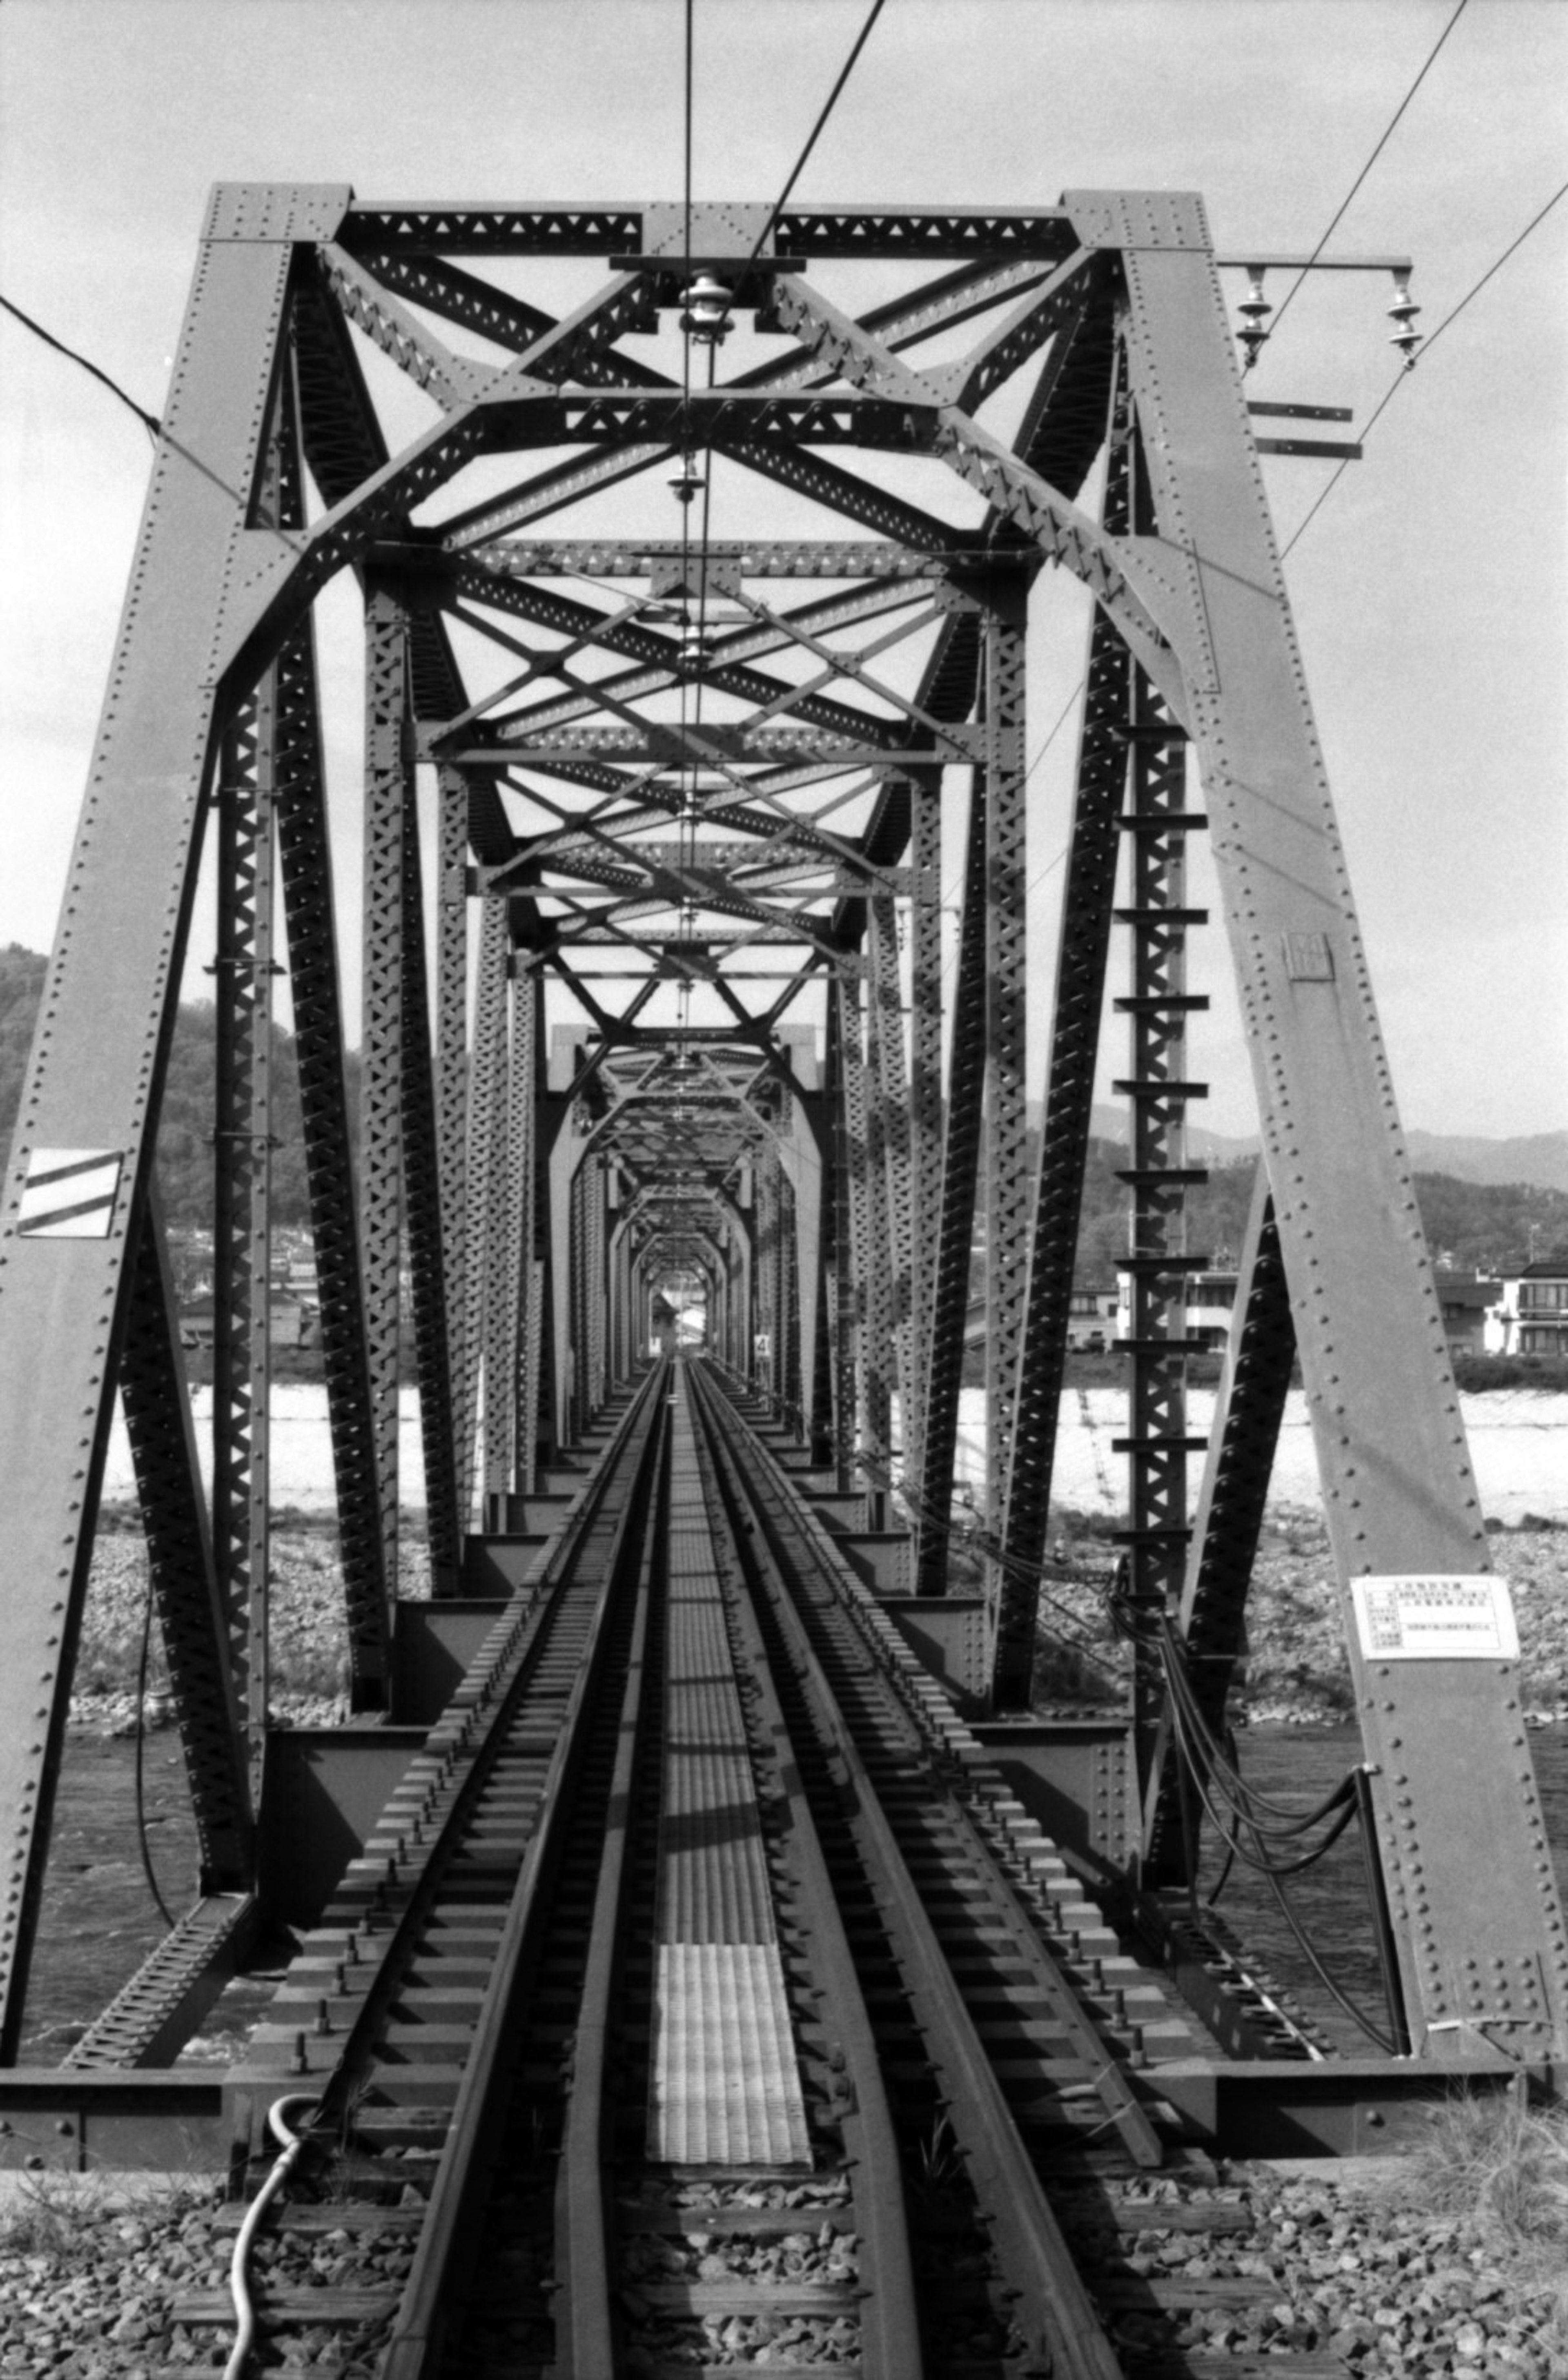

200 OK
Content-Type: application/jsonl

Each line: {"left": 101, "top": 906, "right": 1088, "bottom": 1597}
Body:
{"left": 1068, "top": 1107, "right": 1568, "bottom": 1195}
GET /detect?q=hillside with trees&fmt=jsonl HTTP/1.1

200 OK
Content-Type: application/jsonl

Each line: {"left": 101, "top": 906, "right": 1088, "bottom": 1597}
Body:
{"left": 0, "top": 942, "right": 354, "bottom": 1230}
{"left": 2, "top": 942, "right": 1565, "bottom": 1269}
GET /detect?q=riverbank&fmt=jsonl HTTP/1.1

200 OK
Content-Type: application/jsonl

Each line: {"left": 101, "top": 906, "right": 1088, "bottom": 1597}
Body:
{"left": 69, "top": 1500, "right": 1568, "bottom": 1737}
{"left": 70, "top": 1379, "right": 1566, "bottom": 1734}
{"left": 96, "top": 1383, "right": 1568, "bottom": 1531}
{"left": 1020, "top": 1505, "right": 1568, "bottom": 1728}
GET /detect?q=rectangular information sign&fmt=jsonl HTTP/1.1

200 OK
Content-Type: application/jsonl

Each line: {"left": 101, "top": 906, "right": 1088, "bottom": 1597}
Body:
{"left": 1352, "top": 1576, "right": 1518, "bottom": 1662}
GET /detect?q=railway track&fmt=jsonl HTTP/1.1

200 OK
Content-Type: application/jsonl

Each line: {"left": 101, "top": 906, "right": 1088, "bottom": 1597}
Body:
{"left": 169, "top": 1359, "right": 1351, "bottom": 2378}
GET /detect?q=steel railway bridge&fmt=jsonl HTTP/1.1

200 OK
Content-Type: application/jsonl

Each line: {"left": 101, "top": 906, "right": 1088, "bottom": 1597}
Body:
{"left": 0, "top": 184, "right": 1561, "bottom": 2369}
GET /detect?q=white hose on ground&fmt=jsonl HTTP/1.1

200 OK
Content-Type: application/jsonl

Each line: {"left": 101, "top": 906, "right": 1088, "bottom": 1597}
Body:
{"left": 223, "top": 2092, "right": 320, "bottom": 2380}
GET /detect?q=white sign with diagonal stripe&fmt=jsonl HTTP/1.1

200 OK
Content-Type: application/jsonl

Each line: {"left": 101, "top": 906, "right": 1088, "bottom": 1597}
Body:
{"left": 18, "top": 1149, "right": 124, "bottom": 1238}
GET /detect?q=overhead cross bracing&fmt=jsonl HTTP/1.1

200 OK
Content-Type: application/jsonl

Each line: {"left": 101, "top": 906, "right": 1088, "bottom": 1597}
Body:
{"left": 0, "top": 182, "right": 1563, "bottom": 2086}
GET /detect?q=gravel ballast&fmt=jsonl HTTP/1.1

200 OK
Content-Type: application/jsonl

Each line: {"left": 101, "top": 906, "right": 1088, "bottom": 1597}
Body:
{"left": 0, "top": 2149, "right": 1563, "bottom": 2374}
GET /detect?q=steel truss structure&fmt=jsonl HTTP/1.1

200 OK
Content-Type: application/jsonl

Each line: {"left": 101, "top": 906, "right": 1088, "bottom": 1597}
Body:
{"left": 0, "top": 183, "right": 1562, "bottom": 2072}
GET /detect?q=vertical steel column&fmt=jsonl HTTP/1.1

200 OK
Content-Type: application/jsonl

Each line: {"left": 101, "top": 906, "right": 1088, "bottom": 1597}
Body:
{"left": 984, "top": 586, "right": 1031, "bottom": 1702}
{"left": 999, "top": 362, "right": 1135, "bottom": 1635}
{"left": 274, "top": 622, "right": 390, "bottom": 1708}
{"left": 1113, "top": 681, "right": 1205, "bottom": 1788}
{"left": 437, "top": 768, "right": 472, "bottom": 1527}
{"left": 586, "top": 1158, "right": 608, "bottom": 1418}
{"left": 608, "top": 1213, "right": 630, "bottom": 1387}
{"left": 360, "top": 580, "right": 410, "bottom": 1608}
{"left": 511, "top": 962, "right": 540, "bottom": 1492}
{"left": 779, "top": 1169, "right": 802, "bottom": 1429}
{"left": 867, "top": 892, "right": 916, "bottom": 1449}
{"left": 469, "top": 902, "right": 512, "bottom": 1499}
{"left": 568, "top": 1159, "right": 591, "bottom": 1440}
{"left": 753, "top": 1156, "right": 777, "bottom": 1409}
{"left": 914, "top": 768, "right": 989, "bottom": 1593}
{"left": 397, "top": 734, "right": 461, "bottom": 1591}
{"left": 210, "top": 686, "right": 275, "bottom": 1768}
{"left": 826, "top": 983, "right": 857, "bottom": 1489}
{"left": 842, "top": 970, "right": 893, "bottom": 1509}
{"left": 733, "top": 1174, "right": 757, "bottom": 1392}
{"left": 998, "top": 620, "right": 1131, "bottom": 1612}
{"left": 906, "top": 769, "right": 945, "bottom": 1492}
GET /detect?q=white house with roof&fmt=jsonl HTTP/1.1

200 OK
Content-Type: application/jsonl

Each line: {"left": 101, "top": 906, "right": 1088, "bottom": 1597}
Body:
{"left": 1490, "top": 1260, "right": 1568, "bottom": 1358}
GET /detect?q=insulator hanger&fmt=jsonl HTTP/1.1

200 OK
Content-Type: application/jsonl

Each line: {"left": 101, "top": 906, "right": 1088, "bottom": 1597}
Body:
{"left": 1233, "top": 258, "right": 1423, "bottom": 374}
{"left": 680, "top": 272, "right": 732, "bottom": 345}
{"left": 1387, "top": 269, "right": 1422, "bottom": 368}
{"left": 668, "top": 452, "right": 705, "bottom": 506}
{"left": 1236, "top": 267, "right": 1273, "bottom": 372}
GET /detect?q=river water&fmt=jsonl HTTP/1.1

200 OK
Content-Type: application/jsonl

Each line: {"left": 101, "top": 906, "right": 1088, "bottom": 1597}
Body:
{"left": 18, "top": 1725, "right": 1568, "bottom": 2066}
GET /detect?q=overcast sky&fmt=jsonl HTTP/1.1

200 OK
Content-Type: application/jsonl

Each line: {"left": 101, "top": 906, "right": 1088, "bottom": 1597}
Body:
{"left": 0, "top": 0, "right": 1562, "bottom": 1140}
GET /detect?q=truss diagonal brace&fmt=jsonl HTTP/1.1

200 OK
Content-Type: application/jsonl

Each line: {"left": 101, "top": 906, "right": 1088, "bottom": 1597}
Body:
{"left": 0, "top": 225, "right": 293, "bottom": 2057}
{"left": 1143, "top": 1168, "right": 1295, "bottom": 1885}
{"left": 1118, "top": 222, "right": 1568, "bottom": 2054}
{"left": 121, "top": 1185, "right": 254, "bottom": 1893}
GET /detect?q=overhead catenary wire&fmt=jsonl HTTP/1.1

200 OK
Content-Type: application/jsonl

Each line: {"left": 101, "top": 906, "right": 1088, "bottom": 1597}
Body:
{"left": 670, "top": 0, "right": 891, "bottom": 1056}
{"left": 1258, "top": 0, "right": 1470, "bottom": 358}
{"left": 1281, "top": 173, "right": 1568, "bottom": 558}
{"left": 0, "top": 290, "right": 162, "bottom": 440}
{"left": 744, "top": 0, "right": 890, "bottom": 275}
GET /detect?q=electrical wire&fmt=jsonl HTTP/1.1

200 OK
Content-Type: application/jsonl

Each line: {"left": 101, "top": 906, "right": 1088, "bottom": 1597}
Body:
{"left": 1149, "top": 1616, "right": 1397, "bottom": 2048}
{"left": 668, "top": 0, "right": 891, "bottom": 1064}
{"left": 1281, "top": 173, "right": 1568, "bottom": 558}
{"left": 744, "top": 0, "right": 890, "bottom": 274}
{"left": 134, "top": 1561, "right": 177, "bottom": 1931}
{"left": 1258, "top": 0, "right": 1470, "bottom": 358}
{"left": 225, "top": 2094, "right": 321, "bottom": 2379}
{"left": 0, "top": 290, "right": 162, "bottom": 440}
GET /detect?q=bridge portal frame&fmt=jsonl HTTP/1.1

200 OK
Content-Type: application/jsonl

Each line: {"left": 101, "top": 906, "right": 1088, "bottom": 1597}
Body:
{"left": 0, "top": 183, "right": 1560, "bottom": 2074}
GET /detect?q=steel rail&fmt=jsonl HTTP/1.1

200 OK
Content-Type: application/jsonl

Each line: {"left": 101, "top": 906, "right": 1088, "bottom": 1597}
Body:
{"left": 374, "top": 1361, "right": 670, "bottom": 2378}
{"left": 248, "top": 1371, "right": 660, "bottom": 2163}
{"left": 550, "top": 1403, "right": 666, "bottom": 2376}
{"left": 687, "top": 1361, "right": 1125, "bottom": 2380}
{"left": 704, "top": 1366, "right": 1164, "bottom": 2166}
{"left": 685, "top": 1374, "right": 926, "bottom": 2380}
